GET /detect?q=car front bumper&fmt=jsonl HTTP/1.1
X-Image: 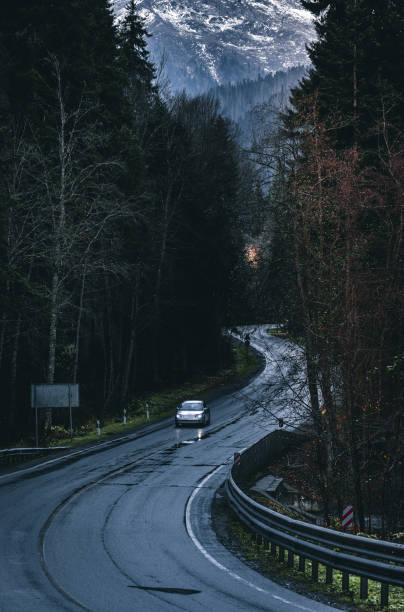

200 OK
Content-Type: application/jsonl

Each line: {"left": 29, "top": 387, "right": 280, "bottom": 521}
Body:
{"left": 176, "top": 415, "right": 204, "bottom": 425}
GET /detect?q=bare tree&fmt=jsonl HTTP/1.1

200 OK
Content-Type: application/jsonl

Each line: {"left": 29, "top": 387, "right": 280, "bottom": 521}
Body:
{"left": 25, "top": 58, "right": 134, "bottom": 430}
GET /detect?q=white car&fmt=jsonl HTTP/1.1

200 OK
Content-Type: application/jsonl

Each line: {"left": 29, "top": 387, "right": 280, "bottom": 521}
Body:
{"left": 175, "top": 400, "right": 210, "bottom": 427}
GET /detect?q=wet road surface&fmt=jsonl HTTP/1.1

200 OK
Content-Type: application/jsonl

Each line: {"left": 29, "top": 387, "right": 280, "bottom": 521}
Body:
{"left": 0, "top": 327, "right": 338, "bottom": 611}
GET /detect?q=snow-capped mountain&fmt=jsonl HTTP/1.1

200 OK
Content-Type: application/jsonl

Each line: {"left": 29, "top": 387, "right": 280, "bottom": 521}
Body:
{"left": 113, "top": 0, "right": 315, "bottom": 95}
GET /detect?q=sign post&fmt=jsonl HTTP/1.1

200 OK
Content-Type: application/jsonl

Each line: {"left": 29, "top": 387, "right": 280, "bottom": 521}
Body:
{"left": 69, "top": 385, "right": 73, "bottom": 440}
{"left": 33, "top": 386, "right": 39, "bottom": 448}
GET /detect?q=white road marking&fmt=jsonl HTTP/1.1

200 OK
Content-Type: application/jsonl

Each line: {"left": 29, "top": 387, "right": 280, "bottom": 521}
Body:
{"left": 0, "top": 431, "right": 144, "bottom": 482}
{"left": 0, "top": 447, "right": 92, "bottom": 481}
{"left": 185, "top": 465, "right": 316, "bottom": 611}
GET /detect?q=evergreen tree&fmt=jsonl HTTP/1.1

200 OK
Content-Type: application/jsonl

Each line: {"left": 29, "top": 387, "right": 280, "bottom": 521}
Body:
{"left": 292, "top": 0, "right": 404, "bottom": 148}
{"left": 0, "top": 0, "right": 245, "bottom": 444}
{"left": 266, "top": 1, "right": 404, "bottom": 529}
{"left": 118, "top": 0, "right": 156, "bottom": 110}
{"left": 1, "top": 0, "right": 123, "bottom": 124}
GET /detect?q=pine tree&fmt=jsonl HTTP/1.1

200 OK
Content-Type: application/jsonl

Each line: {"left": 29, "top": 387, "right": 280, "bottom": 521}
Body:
{"left": 293, "top": 0, "right": 404, "bottom": 148}
{"left": 117, "top": 0, "right": 156, "bottom": 109}
{"left": 273, "top": 1, "right": 404, "bottom": 529}
{"left": 1, "top": 0, "right": 123, "bottom": 124}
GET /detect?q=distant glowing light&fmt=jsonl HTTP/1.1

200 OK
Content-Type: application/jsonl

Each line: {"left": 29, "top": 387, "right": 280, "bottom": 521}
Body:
{"left": 245, "top": 244, "right": 260, "bottom": 268}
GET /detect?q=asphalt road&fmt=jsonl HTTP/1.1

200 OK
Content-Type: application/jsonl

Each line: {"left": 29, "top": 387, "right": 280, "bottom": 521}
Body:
{"left": 0, "top": 326, "right": 338, "bottom": 611}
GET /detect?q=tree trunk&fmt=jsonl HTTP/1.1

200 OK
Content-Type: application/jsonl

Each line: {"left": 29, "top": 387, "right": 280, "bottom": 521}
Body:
{"left": 121, "top": 293, "right": 137, "bottom": 405}
{"left": 0, "top": 280, "right": 11, "bottom": 370}
{"left": 45, "top": 270, "right": 59, "bottom": 430}
{"left": 0, "top": 312, "right": 7, "bottom": 372}
{"left": 73, "top": 263, "right": 87, "bottom": 384}
{"left": 103, "top": 277, "right": 115, "bottom": 408}
{"left": 152, "top": 191, "right": 171, "bottom": 384}
{"left": 45, "top": 61, "right": 67, "bottom": 431}
{"left": 8, "top": 314, "right": 22, "bottom": 434}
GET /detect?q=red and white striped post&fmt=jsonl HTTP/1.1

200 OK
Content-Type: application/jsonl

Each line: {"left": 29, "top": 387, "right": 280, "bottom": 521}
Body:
{"left": 234, "top": 452, "right": 241, "bottom": 467}
{"left": 342, "top": 505, "right": 354, "bottom": 531}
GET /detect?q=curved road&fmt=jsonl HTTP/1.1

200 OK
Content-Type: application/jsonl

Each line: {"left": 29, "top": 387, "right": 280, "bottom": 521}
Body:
{"left": 0, "top": 327, "right": 337, "bottom": 611}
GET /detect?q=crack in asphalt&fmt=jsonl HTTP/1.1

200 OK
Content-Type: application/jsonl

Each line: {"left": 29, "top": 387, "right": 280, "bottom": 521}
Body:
{"left": 127, "top": 586, "right": 201, "bottom": 595}
{"left": 32, "top": 333, "right": 269, "bottom": 611}
{"left": 99, "top": 486, "right": 191, "bottom": 612}
{"left": 38, "top": 444, "right": 181, "bottom": 611}
{"left": 39, "top": 429, "right": 224, "bottom": 611}
{"left": 96, "top": 482, "right": 218, "bottom": 488}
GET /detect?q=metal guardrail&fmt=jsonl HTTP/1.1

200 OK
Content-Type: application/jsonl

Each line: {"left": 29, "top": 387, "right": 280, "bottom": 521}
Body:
{"left": 0, "top": 447, "right": 70, "bottom": 466}
{"left": 225, "top": 438, "right": 404, "bottom": 607}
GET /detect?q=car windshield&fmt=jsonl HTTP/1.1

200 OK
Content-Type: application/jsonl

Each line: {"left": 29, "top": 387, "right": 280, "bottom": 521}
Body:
{"left": 181, "top": 402, "right": 203, "bottom": 411}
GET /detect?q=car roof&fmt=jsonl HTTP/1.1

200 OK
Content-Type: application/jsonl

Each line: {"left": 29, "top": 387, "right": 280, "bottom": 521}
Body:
{"left": 182, "top": 400, "right": 203, "bottom": 405}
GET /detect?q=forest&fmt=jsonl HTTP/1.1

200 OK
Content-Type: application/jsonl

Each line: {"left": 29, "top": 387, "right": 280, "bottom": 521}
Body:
{"left": 0, "top": 1, "right": 245, "bottom": 445}
{"left": 210, "top": 66, "right": 307, "bottom": 124}
{"left": 1, "top": 0, "right": 403, "bottom": 534}
{"left": 251, "top": 0, "right": 404, "bottom": 533}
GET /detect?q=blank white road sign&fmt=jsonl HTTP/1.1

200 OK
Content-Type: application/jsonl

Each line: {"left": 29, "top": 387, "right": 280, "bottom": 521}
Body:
{"left": 31, "top": 384, "right": 79, "bottom": 408}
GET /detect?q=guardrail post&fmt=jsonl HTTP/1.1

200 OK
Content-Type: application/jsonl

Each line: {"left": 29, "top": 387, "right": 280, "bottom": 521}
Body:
{"left": 279, "top": 547, "right": 285, "bottom": 563}
{"left": 299, "top": 555, "right": 306, "bottom": 573}
{"left": 311, "top": 560, "right": 319, "bottom": 582}
{"left": 287, "top": 550, "right": 294, "bottom": 568}
{"left": 256, "top": 534, "right": 263, "bottom": 545}
{"left": 380, "top": 583, "right": 389, "bottom": 607}
{"left": 326, "top": 566, "right": 333, "bottom": 585}
{"left": 360, "top": 576, "right": 368, "bottom": 599}
{"left": 270, "top": 542, "right": 276, "bottom": 556}
{"left": 342, "top": 571, "right": 349, "bottom": 592}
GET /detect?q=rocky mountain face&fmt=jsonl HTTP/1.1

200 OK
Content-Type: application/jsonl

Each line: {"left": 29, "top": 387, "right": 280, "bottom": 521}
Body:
{"left": 113, "top": 0, "right": 314, "bottom": 95}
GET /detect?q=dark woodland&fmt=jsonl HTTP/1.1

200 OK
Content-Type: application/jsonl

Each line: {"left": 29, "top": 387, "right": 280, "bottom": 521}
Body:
{"left": 254, "top": 0, "right": 404, "bottom": 532}
{"left": 0, "top": 0, "right": 244, "bottom": 444}
{"left": 0, "top": 0, "right": 403, "bottom": 533}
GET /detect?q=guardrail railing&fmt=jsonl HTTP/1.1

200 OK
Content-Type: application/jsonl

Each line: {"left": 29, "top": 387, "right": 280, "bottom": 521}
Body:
{"left": 225, "top": 434, "right": 404, "bottom": 608}
{"left": 0, "top": 447, "right": 70, "bottom": 466}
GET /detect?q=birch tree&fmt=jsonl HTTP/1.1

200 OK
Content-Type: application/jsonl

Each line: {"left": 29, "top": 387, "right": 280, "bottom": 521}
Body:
{"left": 28, "top": 59, "right": 130, "bottom": 430}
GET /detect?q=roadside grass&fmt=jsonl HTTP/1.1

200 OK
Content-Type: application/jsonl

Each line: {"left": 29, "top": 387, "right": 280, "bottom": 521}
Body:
{"left": 47, "top": 340, "right": 261, "bottom": 449}
{"left": 228, "top": 517, "right": 404, "bottom": 612}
